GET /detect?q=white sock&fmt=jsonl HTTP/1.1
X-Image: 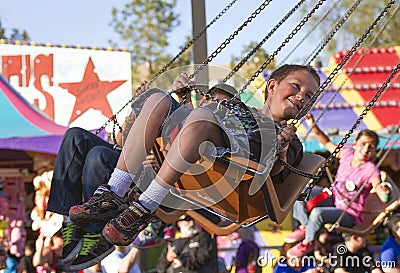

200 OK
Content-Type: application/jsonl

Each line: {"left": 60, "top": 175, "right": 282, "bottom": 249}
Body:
{"left": 138, "top": 179, "right": 169, "bottom": 213}
{"left": 108, "top": 168, "right": 135, "bottom": 198}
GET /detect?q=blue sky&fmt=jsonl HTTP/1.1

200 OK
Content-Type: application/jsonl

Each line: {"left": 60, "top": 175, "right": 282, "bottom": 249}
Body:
{"left": 0, "top": 0, "right": 320, "bottom": 65}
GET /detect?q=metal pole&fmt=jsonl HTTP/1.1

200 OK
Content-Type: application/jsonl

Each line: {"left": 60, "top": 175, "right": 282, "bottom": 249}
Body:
{"left": 191, "top": 0, "right": 209, "bottom": 100}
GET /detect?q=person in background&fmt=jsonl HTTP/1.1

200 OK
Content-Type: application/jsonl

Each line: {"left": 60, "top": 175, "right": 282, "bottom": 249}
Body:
{"left": 330, "top": 232, "right": 382, "bottom": 273}
{"left": 19, "top": 241, "right": 36, "bottom": 273}
{"left": 32, "top": 230, "right": 64, "bottom": 273}
{"left": 156, "top": 214, "right": 217, "bottom": 273}
{"left": 380, "top": 213, "right": 400, "bottom": 273}
{"left": 101, "top": 245, "right": 141, "bottom": 273}
{"left": 235, "top": 227, "right": 261, "bottom": 273}
{"left": 313, "top": 228, "right": 343, "bottom": 272}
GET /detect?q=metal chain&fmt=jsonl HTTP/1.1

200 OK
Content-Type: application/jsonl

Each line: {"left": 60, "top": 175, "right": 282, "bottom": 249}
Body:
{"left": 304, "top": 0, "right": 363, "bottom": 65}
{"left": 235, "top": 0, "right": 327, "bottom": 99}
{"left": 304, "top": 63, "right": 400, "bottom": 201}
{"left": 187, "top": 0, "right": 273, "bottom": 86}
{"left": 302, "top": 8, "right": 397, "bottom": 142}
{"left": 278, "top": 0, "right": 342, "bottom": 67}
{"left": 95, "top": 0, "right": 239, "bottom": 135}
{"left": 221, "top": 0, "right": 307, "bottom": 84}
{"left": 294, "top": 0, "right": 395, "bottom": 124}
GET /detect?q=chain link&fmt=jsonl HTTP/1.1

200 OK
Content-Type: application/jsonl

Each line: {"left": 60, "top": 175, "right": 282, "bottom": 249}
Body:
{"left": 95, "top": 0, "right": 239, "bottom": 135}
{"left": 278, "top": 0, "right": 342, "bottom": 67}
{"left": 236, "top": 0, "right": 327, "bottom": 98}
{"left": 188, "top": 0, "right": 273, "bottom": 84}
{"left": 304, "top": 0, "right": 363, "bottom": 65}
{"left": 222, "top": 0, "right": 306, "bottom": 84}
{"left": 295, "top": 0, "right": 395, "bottom": 123}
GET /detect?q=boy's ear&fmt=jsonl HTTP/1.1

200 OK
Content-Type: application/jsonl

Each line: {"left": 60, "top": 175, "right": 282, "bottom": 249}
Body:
{"left": 266, "top": 79, "right": 277, "bottom": 95}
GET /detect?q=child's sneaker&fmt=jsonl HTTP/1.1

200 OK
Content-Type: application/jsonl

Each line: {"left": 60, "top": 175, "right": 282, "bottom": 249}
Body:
{"left": 132, "top": 221, "right": 165, "bottom": 249}
{"left": 64, "top": 233, "right": 115, "bottom": 271}
{"left": 285, "top": 226, "right": 306, "bottom": 243}
{"left": 62, "top": 222, "right": 85, "bottom": 263}
{"left": 287, "top": 241, "right": 315, "bottom": 257}
{"left": 102, "top": 200, "right": 153, "bottom": 246}
{"left": 69, "top": 184, "right": 128, "bottom": 223}
{"left": 163, "top": 225, "right": 176, "bottom": 242}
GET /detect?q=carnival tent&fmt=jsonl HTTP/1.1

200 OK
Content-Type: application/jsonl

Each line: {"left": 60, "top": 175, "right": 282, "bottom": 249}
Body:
{"left": 0, "top": 74, "right": 68, "bottom": 168}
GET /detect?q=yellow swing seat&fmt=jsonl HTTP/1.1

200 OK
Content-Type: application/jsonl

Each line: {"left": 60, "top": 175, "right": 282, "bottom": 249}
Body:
{"left": 153, "top": 137, "right": 325, "bottom": 234}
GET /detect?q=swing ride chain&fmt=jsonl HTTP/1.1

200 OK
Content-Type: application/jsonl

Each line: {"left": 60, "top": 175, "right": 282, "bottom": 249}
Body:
{"left": 303, "top": 5, "right": 397, "bottom": 142}
{"left": 222, "top": 0, "right": 306, "bottom": 84}
{"left": 96, "top": 0, "right": 239, "bottom": 135}
{"left": 182, "top": 0, "right": 273, "bottom": 103}
{"left": 150, "top": 0, "right": 239, "bottom": 86}
{"left": 296, "top": 0, "right": 395, "bottom": 122}
{"left": 301, "top": 63, "right": 400, "bottom": 201}
{"left": 279, "top": 0, "right": 341, "bottom": 67}
{"left": 305, "top": 0, "right": 363, "bottom": 65}
{"left": 236, "top": 0, "right": 327, "bottom": 99}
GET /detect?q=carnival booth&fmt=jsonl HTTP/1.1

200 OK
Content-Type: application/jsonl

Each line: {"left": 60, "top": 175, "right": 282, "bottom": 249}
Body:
{"left": 0, "top": 74, "right": 67, "bottom": 260}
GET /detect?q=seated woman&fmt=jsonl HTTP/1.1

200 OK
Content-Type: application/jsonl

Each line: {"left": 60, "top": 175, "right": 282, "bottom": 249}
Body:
{"left": 69, "top": 64, "right": 321, "bottom": 248}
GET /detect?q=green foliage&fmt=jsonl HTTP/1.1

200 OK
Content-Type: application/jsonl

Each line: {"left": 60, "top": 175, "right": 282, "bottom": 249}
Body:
{"left": 299, "top": 1, "right": 399, "bottom": 61}
{"left": 0, "top": 19, "right": 30, "bottom": 40}
{"left": 109, "top": 0, "right": 180, "bottom": 81}
{"left": 230, "top": 41, "right": 275, "bottom": 80}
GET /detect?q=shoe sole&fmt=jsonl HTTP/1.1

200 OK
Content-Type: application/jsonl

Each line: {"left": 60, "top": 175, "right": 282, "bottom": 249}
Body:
{"left": 62, "top": 237, "right": 83, "bottom": 264}
{"left": 70, "top": 210, "right": 120, "bottom": 223}
{"left": 65, "top": 245, "right": 115, "bottom": 271}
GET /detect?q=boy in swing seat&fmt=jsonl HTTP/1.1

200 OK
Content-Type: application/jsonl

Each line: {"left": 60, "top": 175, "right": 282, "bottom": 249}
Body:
{"left": 69, "top": 64, "right": 321, "bottom": 248}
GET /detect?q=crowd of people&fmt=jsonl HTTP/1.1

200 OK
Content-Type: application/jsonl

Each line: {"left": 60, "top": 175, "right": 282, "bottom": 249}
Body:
{"left": 0, "top": 64, "right": 398, "bottom": 273}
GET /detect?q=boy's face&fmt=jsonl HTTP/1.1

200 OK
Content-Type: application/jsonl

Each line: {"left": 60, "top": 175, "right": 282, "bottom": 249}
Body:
{"left": 265, "top": 70, "right": 319, "bottom": 121}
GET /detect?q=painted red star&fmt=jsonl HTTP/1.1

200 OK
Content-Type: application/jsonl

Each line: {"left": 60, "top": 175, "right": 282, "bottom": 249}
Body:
{"left": 59, "top": 57, "right": 126, "bottom": 124}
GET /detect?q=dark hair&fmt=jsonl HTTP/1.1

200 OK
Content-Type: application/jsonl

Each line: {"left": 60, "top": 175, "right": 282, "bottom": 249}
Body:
{"left": 208, "top": 83, "right": 238, "bottom": 99}
{"left": 265, "top": 64, "right": 320, "bottom": 101}
{"left": 355, "top": 129, "right": 379, "bottom": 147}
{"left": 387, "top": 213, "right": 400, "bottom": 237}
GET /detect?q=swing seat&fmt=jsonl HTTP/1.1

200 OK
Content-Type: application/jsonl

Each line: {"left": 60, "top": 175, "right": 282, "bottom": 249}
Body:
{"left": 154, "top": 137, "right": 325, "bottom": 229}
{"left": 324, "top": 171, "right": 400, "bottom": 236}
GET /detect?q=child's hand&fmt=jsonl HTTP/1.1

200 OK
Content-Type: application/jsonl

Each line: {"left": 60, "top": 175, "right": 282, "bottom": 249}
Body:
{"left": 142, "top": 153, "right": 160, "bottom": 172}
{"left": 134, "top": 81, "right": 150, "bottom": 97}
{"left": 304, "top": 113, "right": 315, "bottom": 128}
{"left": 278, "top": 121, "right": 297, "bottom": 147}
{"left": 380, "top": 182, "right": 392, "bottom": 194}
{"left": 172, "top": 73, "right": 194, "bottom": 103}
{"left": 166, "top": 244, "right": 177, "bottom": 262}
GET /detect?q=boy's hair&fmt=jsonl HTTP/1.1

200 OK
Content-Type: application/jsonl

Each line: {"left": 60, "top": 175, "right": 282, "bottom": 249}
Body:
{"left": 355, "top": 129, "right": 379, "bottom": 147}
{"left": 265, "top": 64, "right": 320, "bottom": 101}
{"left": 387, "top": 213, "right": 400, "bottom": 237}
{"left": 208, "top": 83, "right": 238, "bottom": 99}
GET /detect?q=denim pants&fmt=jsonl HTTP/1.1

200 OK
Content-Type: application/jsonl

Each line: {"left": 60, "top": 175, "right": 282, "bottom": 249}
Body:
{"left": 47, "top": 128, "right": 120, "bottom": 232}
{"left": 292, "top": 186, "right": 354, "bottom": 242}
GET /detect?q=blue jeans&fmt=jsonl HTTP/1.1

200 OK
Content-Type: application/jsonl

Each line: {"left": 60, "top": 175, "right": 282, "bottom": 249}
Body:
{"left": 292, "top": 186, "right": 354, "bottom": 242}
{"left": 47, "top": 128, "right": 120, "bottom": 232}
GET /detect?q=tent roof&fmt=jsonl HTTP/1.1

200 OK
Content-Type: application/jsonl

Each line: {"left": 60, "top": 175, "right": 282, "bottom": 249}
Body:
{"left": 0, "top": 73, "right": 68, "bottom": 155}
